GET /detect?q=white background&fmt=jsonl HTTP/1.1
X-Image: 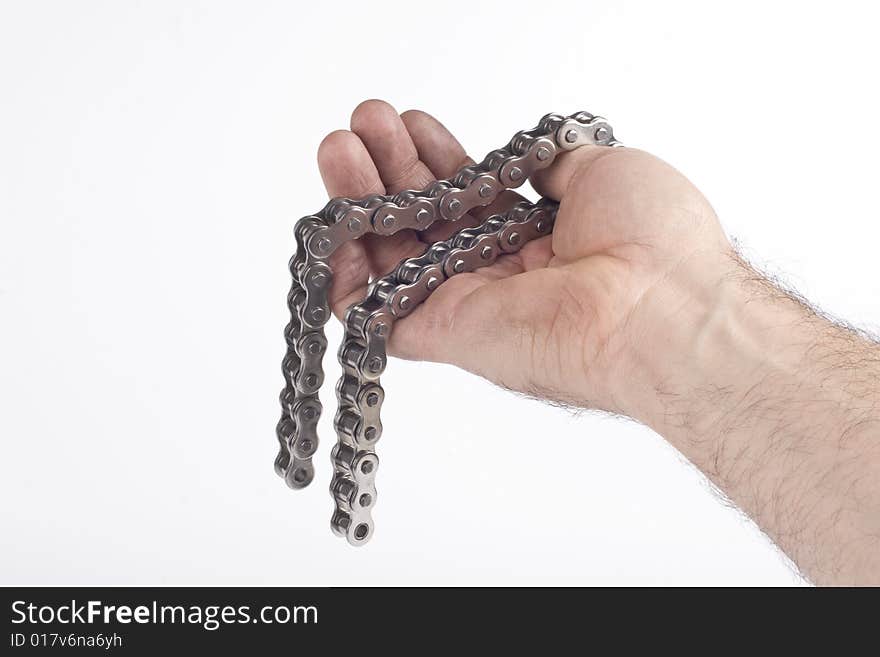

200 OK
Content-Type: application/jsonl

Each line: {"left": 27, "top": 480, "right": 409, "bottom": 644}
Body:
{"left": 2, "top": 0, "right": 878, "bottom": 586}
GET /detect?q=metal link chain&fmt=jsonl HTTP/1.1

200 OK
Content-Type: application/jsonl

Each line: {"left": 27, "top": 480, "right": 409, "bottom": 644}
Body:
{"left": 276, "top": 111, "right": 622, "bottom": 544}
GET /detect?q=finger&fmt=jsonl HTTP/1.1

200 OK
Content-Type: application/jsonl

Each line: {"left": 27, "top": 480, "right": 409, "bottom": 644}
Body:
{"left": 400, "top": 109, "right": 469, "bottom": 179}
{"left": 351, "top": 99, "right": 436, "bottom": 193}
{"left": 349, "top": 99, "right": 431, "bottom": 276}
{"left": 530, "top": 145, "right": 619, "bottom": 200}
{"left": 316, "top": 129, "right": 383, "bottom": 316}
{"left": 400, "top": 108, "right": 483, "bottom": 243}
{"left": 318, "top": 129, "right": 384, "bottom": 199}
{"left": 401, "top": 109, "right": 531, "bottom": 244}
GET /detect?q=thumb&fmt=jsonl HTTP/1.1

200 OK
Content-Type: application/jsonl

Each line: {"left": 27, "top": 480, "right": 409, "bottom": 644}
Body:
{"left": 532, "top": 145, "right": 618, "bottom": 200}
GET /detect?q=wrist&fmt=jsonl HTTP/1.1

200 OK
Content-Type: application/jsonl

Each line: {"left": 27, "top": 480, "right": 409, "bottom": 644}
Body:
{"left": 612, "top": 249, "right": 880, "bottom": 583}
{"left": 612, "top": 249, "right": 807, "bottom": 439}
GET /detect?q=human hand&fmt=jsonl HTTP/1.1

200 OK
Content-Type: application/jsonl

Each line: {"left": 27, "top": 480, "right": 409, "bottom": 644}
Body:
{"left": 317, "top": 101, "right": 880, "bottom": 584}
{"left": 317, "top": 100, "right": 731, "bottom": 417}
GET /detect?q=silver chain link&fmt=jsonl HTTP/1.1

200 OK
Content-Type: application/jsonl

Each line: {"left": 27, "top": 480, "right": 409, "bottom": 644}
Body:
{"left": 277, "top": 111, "right": 622, "bottom": 544}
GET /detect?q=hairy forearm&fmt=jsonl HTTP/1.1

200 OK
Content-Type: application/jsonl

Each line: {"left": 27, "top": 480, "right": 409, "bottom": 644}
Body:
{"left": 621, "top": 252, "right": 880, "bottom": 584}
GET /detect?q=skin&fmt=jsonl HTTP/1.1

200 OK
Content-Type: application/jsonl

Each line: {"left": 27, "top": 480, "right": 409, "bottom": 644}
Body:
{"left": 317, "top": 99, "right": 880, "bottom": 585}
